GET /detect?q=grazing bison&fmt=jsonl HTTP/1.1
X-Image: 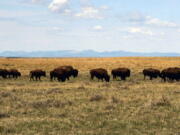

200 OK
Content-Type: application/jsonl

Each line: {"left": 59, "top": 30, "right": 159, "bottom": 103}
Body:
{"left": 50, "top": 68, "right": 67, "bottom": 82}
{"left": 143, "top": 68, "right": 161, "bottom": 80}
{"left": 111, "top": 68, "right": 131, "bottom": 80}
{"left": 58, "top": 66, "right": 74, "bottom": 80}
{"left": 90, "top": 68, "right": 110, "bottom": 82}
{"left": 50, "top": 66, "right": 78, "bottom": 81}
{"left": 30, "top": 69, "right": 46, "bottom": 81}
{"left": 0, "top": 69, "right": 9, "bottom": 78}
{"left": 72, "top": 69, "right": 78, "bottom": 78}
{"left": 161, "top": 67, "right": 180, "bottom": 82}
{"left": 8, "top": 69, "right": 21, "bottom": 79}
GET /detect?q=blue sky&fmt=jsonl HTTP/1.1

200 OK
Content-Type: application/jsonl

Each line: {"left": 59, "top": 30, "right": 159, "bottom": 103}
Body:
{"left": 0, "top": 0, "right": 180, "bottom": 52}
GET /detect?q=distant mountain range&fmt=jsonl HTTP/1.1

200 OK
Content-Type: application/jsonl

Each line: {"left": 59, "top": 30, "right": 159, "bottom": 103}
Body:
{"left": 0, "top": 50, "right": 180, "bottom": 57}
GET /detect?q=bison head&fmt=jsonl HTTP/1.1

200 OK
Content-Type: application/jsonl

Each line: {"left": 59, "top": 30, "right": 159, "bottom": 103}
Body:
{"left": 105, "top": 75, "right": 110, "bottom": 82}
{"left": 72, "top": 69, "right": 78, "bottom": 78}
{"left": 17, "top": 72, "right": 21, "bottom": 77}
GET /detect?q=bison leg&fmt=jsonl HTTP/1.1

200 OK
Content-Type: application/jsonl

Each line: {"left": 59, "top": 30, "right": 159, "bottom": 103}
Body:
{"left": 32, "top": 76, "right": 35, "bottom": 81}
{"left": 121, "top": 76, "right": 125, "bottom": 81}
{"left": 161, "top": 76, "right": 166, "bottom": 82}
{"left": 91, "top": 75, "right": 94, "bottom": 80}
{"left": 50, "top": 76, "right": 53, "bottom": 81}
{"left": 144, "top": 75, "right": 146, "bottom": 80}
{"left": 51, "top": 75, "right": 56, "bottom": 81}
{"left": 57, "top": 77, "right": 61, "bottom": 82}
{"left": 58, "top": 77, "right": 65, "bottom": 82}
{"left": 2, "top": 75, "right": 7, "bottom": 79}
{"left": 30, "top": 76, "right": 32, "bottom": 81}
{"left": 62, "top": 77, "right": 66, "bottom": 82}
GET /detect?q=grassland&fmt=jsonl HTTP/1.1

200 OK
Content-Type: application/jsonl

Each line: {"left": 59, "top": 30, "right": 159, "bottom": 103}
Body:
{"left": 0, "top": 57, "right": 180, "bottom": 135}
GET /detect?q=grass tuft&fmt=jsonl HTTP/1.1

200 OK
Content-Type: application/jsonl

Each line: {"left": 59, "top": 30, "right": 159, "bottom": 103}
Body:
{"left": 151, "top": 96, "right": 171, "bottom": 107}
{"left": 90, "top": 95, "right": 104, "bottom": 102}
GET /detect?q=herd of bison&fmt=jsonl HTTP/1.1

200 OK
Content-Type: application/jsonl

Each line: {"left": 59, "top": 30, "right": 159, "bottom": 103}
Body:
{"left": 0, "top": 66, "right": 180, "bottom": 82}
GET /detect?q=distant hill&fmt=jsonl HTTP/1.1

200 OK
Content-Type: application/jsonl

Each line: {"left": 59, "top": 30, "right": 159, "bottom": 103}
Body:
{"left": 0, "top": 50, "right": 180, "bottom": 57}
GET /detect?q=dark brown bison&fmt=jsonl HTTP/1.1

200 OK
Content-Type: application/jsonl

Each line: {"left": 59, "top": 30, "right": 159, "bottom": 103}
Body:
{"left": 0, "top": 69, "right": 9, "bottom": 78}
{"left": 58, "top": 66, "right": 74, "bottom": 80}
{"left": 51, "top": 66, "right": 78, "bottom": 81}
{"left": 90, "top": 68, "right": 110, "bottom": 82}
{"left": 111, "top": 68, "right": 131, "bottom": 80}
{"left": 72, "top": 69, "right": 78, "bottom": 78}
{"left": 50, "top": 68, "right": 67, "bottom": 82}
{"left": 161, "top": 67, "right": 180, "bottom": 82}
{"left": 30, "top": 69, "right": 46, "bottom": 81}
{"left": 143, "top": 68, "right": 161, "bottom": 80}
{"left": 8, "top": 69, "right": 21, "bottom": 79}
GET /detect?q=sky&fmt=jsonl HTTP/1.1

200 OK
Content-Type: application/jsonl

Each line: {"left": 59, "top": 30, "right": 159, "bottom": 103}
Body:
{"left": 0, "top": 0, "right": 180, "bottom": 52}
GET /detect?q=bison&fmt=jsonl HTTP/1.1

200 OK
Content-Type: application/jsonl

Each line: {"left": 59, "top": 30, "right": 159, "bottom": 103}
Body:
{"left": 8, "top": 69, "right": 21, "bottom": 79}
{"left": 30, "top": 69, "right": 46, "bottom": 81}
{"left": 58, "top": 66, "right": 74, "bottom": 80}
{"left": 72, "top": 69, "right": 78, "bottom": 78}
{"left": 0, "top": 69, "right": 9, "bottom": 79}
{"left": 111, "top": 68, "right": 131, "bottom": 80}
{"left": 143, "top": 68, "right": 161, "bottom": 80}
{"left": 161, "top": 67, "right": 180, "bottom": 82}
{"left": 90, "top": 68, "right": 110, "bottom": 82}
{"left": 50, "top": 68, "right": 67, "bottom": 82}
{"left": 50, "top": 66, "right": 78, "bottom": 81}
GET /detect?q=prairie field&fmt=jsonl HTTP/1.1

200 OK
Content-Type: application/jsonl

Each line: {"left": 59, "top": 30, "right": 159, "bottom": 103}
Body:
{"left": 0, "top": 57, "right": 180, "bottom": 135}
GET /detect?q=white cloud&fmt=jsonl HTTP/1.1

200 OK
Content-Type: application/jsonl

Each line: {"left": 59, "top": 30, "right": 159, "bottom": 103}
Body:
{"left": 145, "top": 16, "right": 177, "bottom": 27}
{"left": 46, "top": 1, "right": 107, "bottom": 19}
{"left": 75, "top": 7, "right": 103, "bottom": 19}
{"left": 63, "top": 9, "right": 71, "bottom": 14}
{"left": 93, "top": 25, "right": 103, "bottom": 31}
{"left": 48, "top": 0, "right": 69, "bottom": 12}
{"left": 127, "top": 27, "right": 154, "bottom": 36}
{"left": 123, "top": 12, "right": 178, "bottom": 28}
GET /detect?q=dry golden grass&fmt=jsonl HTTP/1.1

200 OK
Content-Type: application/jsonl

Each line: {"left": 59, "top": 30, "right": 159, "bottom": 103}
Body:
{"left": 0, "top": 57, "right": 180, "bottom": 135}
